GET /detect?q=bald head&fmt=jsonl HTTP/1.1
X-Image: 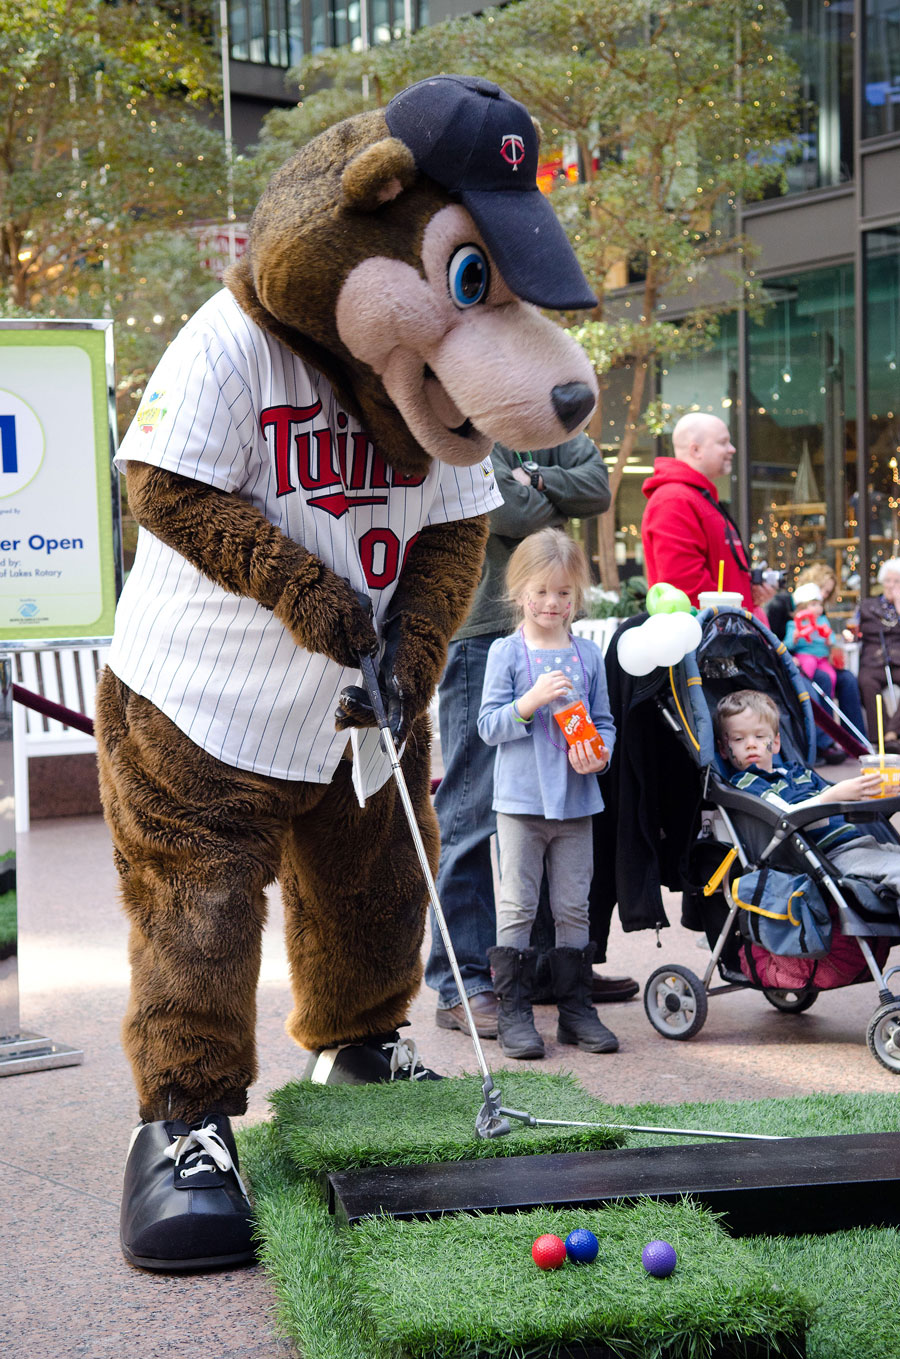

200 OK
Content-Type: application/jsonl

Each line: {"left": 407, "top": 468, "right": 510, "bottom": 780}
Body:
{"left": 672, "top": 413, "right": 735, "bottom": 481}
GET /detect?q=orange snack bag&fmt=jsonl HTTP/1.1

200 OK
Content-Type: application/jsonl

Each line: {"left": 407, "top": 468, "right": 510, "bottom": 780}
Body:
{"left": 552, "top": 699, "right": 606, "bottom": 759}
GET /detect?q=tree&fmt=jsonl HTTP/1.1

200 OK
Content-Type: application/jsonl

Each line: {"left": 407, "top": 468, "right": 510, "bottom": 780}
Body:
{"left": 0, "top": 0, "right": 229, "bottom": 411}
{"left": 256, "top": 0, "right": 800, "bottom": 588}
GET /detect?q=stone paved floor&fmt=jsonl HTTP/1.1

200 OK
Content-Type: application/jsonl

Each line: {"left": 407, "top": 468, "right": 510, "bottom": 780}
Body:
{"left": 4, "top": 813, "right": 899, "bottom": 1358}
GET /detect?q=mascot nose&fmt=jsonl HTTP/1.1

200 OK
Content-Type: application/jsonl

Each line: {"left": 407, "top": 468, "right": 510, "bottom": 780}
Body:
{"left": 551, "top": 382, "right": 596, "bottom": 432}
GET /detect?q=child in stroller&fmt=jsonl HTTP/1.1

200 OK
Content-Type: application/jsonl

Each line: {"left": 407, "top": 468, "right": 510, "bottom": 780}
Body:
{"left": 716, "top": 690, "right": 897, "bottom": 882}
{"left": 637, "top": 606, "right": 900, "bottom": 1073}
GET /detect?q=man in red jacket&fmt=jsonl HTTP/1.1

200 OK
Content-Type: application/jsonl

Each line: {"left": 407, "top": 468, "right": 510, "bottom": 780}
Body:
{"left": 641, "top": 413, "right": 773, "bottom": 616}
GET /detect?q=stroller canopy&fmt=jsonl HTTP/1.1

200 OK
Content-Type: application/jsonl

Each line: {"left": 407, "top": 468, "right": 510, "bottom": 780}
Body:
{"left": 673, "top": 606, "right": 818, "bottom": 770}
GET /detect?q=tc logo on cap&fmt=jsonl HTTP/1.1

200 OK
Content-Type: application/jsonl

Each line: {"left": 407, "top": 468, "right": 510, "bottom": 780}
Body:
{"left": 500, "top": 134, "right": 525, "bottom": 170}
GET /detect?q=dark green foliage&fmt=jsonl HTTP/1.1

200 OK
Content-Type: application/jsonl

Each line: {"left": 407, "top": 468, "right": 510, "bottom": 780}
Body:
{"left": 0, "top": 889, "right": 15, "bottom": 951}
{"left": 589, "top": 575, "right": 649, "bottom": 619}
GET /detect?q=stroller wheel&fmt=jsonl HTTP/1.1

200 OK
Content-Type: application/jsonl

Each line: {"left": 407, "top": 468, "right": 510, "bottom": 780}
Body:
{"left": 762, "top": 986, "right": 818, "bottom": 1014}
{"left": 866, "top": 1001, "right": 900, "bottom": 1074}
{"left": 643, "top": 965, "right": 708, "bottom": 1040}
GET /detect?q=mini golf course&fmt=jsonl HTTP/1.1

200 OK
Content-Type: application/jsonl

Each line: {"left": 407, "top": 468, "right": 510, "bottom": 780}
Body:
{"left": 237, "top": 1073, "right": 900, "bottom": 1359}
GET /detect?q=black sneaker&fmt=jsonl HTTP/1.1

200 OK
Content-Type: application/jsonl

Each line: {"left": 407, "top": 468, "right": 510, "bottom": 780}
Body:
{"left": 303, "top": 1028, "right": 442, "bottom": 1084}
{"left": 120, "top": 1113, "right": 254, "bottom": 1272}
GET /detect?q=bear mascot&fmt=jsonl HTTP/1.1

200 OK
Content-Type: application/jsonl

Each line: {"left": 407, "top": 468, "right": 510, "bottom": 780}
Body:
{"left": 96, "top": 74, "right": 599, "bottom": 1272}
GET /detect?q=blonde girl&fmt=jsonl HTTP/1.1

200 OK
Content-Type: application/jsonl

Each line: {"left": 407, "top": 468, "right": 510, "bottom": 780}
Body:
{"left": 477, "top": 529, "right": 618, "bottom": 1060}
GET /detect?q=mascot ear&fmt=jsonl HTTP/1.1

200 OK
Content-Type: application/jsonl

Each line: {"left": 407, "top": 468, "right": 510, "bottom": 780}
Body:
{"left": 340, "top": 137, "right": 417, "bottom": 213}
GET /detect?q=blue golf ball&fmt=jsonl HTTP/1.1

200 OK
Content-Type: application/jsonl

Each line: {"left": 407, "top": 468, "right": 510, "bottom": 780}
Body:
{"left": 565, "top": 1227, "right": 599, "bottom": 1263}
{"left": 642, "top": 1239, "right": 677, "bottom": 1278}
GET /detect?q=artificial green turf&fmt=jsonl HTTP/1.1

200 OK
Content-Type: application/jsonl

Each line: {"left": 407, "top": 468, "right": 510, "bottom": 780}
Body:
{"left": 601, "top": 1089, "right": 900, "bottom": 1146}
{"left": 344, "top": 1201, "right": 809, "bottom": 1359}
{"left": 239, "top": 1076, "right": 900, "bottom": 1359}
{"left": 268, "top": 1070, "right": 625, "bottom": 1174}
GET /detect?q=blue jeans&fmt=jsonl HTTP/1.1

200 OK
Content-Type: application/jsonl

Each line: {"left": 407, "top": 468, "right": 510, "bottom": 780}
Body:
{"left": 426, "top": 635, "right": 499, "bottom": 1008}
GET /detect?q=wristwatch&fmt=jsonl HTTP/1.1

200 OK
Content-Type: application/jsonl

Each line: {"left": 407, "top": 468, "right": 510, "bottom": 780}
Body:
{"left": 521, "top": 459, "right": 542, "bottom": 489}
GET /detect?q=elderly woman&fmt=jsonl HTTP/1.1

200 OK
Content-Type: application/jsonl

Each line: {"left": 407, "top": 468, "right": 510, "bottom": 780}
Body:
{"left": 857, "top": 559, "right": 900, "bottom": 751}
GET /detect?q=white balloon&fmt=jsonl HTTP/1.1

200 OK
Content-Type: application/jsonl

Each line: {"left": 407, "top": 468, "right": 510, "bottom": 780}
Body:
{"left": 641, "top": 612, "right": 689, "bottom": 666}
{"left": 617, "top": 625, "right": 658, "bottom": 676}
{"left": 670, "top": 611, "right": 703, "bottom": 655}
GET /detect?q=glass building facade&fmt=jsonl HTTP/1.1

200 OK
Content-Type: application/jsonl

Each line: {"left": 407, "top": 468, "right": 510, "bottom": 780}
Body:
{"left": 615, "top": 1, "right": 900, "bottom": 622}
{"left": 227, "top": 0, "right": 427, "bottom": 65}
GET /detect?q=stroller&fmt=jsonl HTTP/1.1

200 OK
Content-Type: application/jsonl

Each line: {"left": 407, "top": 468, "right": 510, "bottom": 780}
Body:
{"left": 615, "top": 605, "right": 900, "bottom": 1074}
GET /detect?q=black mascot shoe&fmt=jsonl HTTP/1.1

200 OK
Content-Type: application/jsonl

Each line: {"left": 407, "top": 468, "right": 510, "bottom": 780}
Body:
{"left": 303, "top": 1027, "right": 442, "bottom": 1084}
{"left": 120, "top": 1113, "right": 255, "bottom": 1272}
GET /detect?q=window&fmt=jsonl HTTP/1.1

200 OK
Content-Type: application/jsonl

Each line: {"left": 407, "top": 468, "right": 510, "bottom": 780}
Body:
{"left": 779, "top": 0, "right": 854, "bottom": 193}
{"left": 864, "top": 226, "right": 900, "bottom": 582}
{"left": 748, "top": 265, "right": 857, "bottom": 612}
{"left": 864, "top": 0, "right": 900, "bottom": 138}
{"left": 228, "top": 0, "right": 292, "bottom": 66}
{"left": 230, "top": 0, "right": 422, "bottom": 63}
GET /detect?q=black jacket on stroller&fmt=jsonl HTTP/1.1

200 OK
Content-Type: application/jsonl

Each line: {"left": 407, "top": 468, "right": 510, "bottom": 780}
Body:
{"left": 590, "top": 613, "right": 704, "bottom": 942}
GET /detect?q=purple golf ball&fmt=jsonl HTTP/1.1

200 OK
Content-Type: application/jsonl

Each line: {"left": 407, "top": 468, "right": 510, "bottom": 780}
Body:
{"left": 642, "top": 1239, "right": 677, "bottom": 1278}
{"left": 565, "top": 1227, "right": 599, "bottom": 1263}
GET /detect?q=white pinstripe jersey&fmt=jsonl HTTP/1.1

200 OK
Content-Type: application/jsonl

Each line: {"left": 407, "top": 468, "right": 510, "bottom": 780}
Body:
{"left": 109, "top": 289, "right": 502, "bottom": 797}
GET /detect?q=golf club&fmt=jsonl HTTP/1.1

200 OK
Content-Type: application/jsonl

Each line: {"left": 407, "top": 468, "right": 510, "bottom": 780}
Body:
{"left": 356, "top": 647, "right": 783, "bottom": 1143}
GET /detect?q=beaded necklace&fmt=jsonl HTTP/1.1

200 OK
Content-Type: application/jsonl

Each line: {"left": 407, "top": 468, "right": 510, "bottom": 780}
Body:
{"left": 518, "top": 624, "right": 590, "bottom": 750}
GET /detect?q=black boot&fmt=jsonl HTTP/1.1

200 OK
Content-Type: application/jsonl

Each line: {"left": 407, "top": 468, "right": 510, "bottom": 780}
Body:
{"left": 549, "top": 944, "right": 620, "bottom": 1053}
{"left": 120, "top": 1113, "right": 255, "bottom": 1271}
{"left": 531, "top": 951, "right": 554, "bottom": 1004}
{"left": 487, "top": 946, "right": 545, "bottom": 1060}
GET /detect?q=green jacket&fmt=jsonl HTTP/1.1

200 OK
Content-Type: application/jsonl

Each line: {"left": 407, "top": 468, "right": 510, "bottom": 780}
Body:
{"left": 455, "top": 433, "right": 611, "bottom": 640}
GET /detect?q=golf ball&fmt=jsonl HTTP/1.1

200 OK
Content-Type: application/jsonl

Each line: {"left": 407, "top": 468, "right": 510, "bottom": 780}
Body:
{"left": 532, "top": 1234, "right": 567, "bottom": 1270}
{"left": 642, "top": 1239, "right": 677, "bottom": 1278}
{"left": 565, "top": 1228, "right": 599, "bottom": 1263}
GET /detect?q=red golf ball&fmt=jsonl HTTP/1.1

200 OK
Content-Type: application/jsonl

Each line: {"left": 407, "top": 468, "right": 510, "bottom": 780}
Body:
{"left": 642, "top": 1239, "right": 677, "bottom": 1278}
{"left": 532, "top": 1233, "right": 567, "bottom": 1270}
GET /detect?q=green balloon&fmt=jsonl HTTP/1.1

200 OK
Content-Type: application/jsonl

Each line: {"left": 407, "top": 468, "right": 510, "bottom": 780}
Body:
{"left": 646, "top": 582, "right": 693, "bottom": 615}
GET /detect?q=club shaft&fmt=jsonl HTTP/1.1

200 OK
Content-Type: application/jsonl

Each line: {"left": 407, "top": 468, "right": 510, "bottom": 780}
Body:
{"left": 379, "top": 721, "right": 495, "bottom": 1089}
{"left": 529, "top": 1117, "right": 784, "bottom": 1141}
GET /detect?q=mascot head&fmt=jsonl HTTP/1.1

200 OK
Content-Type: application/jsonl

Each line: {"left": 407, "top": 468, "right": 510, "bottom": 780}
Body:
{"left": 228, "top": 74, "right": 599, "bottom": 477}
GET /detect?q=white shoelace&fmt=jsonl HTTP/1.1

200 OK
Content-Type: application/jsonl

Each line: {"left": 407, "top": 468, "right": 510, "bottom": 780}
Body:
{"left": 163, "top": 1121, "right": 250, "bottom": 1201}
{"left": 383, "top": 1033, "right": 427, "bottom": 1080}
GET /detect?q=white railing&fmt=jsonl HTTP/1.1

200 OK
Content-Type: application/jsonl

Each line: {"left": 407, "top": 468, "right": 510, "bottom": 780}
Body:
{"left": 11, "top": 647, "right": 109, "bottom": 834}
{"left": 571, "top": 616, "right": 624, "bottom": 654}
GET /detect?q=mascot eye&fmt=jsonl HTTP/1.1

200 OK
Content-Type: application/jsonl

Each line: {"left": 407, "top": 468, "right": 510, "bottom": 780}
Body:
{"left": 447, "top": 245, "right": 489, "bottom": 308}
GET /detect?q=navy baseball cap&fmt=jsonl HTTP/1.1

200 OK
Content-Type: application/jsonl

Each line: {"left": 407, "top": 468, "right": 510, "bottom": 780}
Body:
{"left": 385, "top": 74, "right": 597, "bottom": 311}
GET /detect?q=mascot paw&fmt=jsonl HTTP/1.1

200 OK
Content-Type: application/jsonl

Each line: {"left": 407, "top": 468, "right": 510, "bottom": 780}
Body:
{"left": 303, "top": 1029, "right": 442, "bottom": 1084}
{"left": 120, "top": 1114, "right": 254, "bottom": 1271}
{"left": 335, "top": 682, "right": 406, "bottom": 741}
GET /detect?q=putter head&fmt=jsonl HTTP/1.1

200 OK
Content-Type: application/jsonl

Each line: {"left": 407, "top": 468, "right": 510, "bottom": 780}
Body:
{"left": 475, "top": 1081, "right": 510, "bottom": 1139}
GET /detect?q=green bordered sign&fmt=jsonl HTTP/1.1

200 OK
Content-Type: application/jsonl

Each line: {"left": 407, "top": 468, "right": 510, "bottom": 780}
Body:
{"left": 0, "top": 320, "right": 122, "bottom": 648}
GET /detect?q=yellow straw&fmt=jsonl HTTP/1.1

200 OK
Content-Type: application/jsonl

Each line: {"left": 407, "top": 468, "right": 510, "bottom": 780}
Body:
{"left": 877, "top": 692, "right": 885, "bottom": 771}
{"left": 717, "top": 560, "right": 724, "bottom": 592}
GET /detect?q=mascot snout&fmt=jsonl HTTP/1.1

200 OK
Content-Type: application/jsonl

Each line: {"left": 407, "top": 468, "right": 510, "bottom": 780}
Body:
{"left": 553, "top": 382, "right": 596, "bottom": 432}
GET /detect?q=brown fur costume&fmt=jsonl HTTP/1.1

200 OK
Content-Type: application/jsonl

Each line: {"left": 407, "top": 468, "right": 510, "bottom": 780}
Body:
{"left": 96, "top": 96, "right": 597, "bottom": 1123}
